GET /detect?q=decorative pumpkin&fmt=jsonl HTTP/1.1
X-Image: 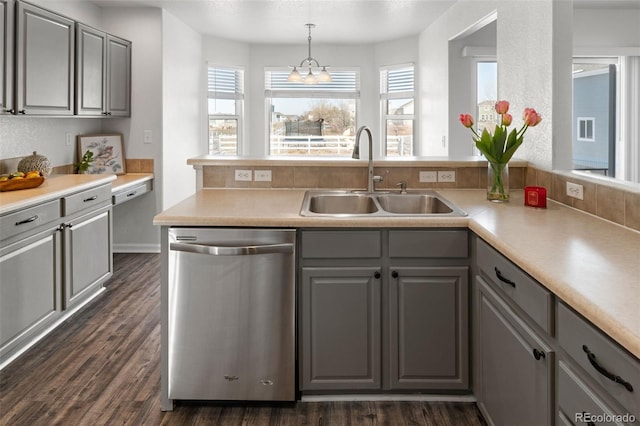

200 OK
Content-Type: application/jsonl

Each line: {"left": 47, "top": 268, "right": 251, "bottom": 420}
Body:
{"left": 17, "top": 151, "right": 52, "bottom": 177}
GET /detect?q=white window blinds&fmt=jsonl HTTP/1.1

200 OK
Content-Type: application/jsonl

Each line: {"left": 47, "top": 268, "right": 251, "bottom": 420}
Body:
{"left": 208, "top": 67, "right": 243, "bottom": 99}
{"left": 381, "top": 65, "right": 415, "bottom": 96}
{"left": 265, "top": 69, "right": 360, "bottom": 97}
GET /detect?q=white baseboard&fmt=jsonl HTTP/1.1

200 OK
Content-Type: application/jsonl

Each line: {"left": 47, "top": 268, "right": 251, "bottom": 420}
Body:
{"left": 113, "top": 243, "right": 161, "bottom": 253}
{"left": 300, "top": 394, "right": 477, "bottom": 403}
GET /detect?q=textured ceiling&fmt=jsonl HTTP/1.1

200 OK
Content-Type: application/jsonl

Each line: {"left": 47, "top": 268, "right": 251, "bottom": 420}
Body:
{"left": 91, "top": 0, "right": 640, "bottom": 44}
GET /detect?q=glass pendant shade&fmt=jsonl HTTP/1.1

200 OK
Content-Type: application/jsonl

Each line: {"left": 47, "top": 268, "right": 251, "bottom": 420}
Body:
{"left": 318, "top": 67, "right": 332, "bottom": 82}
{"left": 304, "top": 69, "right": 318, "bottom": 84}
{"left": 287, "top": 67, "right": 302, "bottom": 82}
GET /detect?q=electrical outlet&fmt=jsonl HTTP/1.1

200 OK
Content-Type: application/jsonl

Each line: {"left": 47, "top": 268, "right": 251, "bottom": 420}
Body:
{"left": 419, "top": 171, "right": 437, "bottom": 183}
{"left": 566, "top": 182, "right": 584, "bottom": 200}
{"left": 143, "top": 130, "right": 152, "bottom": 144}
{"left": 254, "top": 170, "right": 272, "bottom": 182}
{"left": 234, "top": 169, "right": 252, "bottom": 181}
{"left": 65, "top": 132, "right": 73, "bottom": 147}
{"left": 437, "top": 171, "right": 456, "bottom": 183}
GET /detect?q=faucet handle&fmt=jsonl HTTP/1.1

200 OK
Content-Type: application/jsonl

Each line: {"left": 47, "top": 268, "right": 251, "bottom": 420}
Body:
{"left": 396, "top": 181, "right": 407, "bottom": 194}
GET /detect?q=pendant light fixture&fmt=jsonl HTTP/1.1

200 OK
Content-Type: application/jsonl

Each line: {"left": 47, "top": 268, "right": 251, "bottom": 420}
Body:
{"left": 288, "top": 23, "right": 332, "bottom": 84}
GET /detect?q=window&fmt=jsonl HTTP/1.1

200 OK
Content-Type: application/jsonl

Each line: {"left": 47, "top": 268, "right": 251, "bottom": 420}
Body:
{"left": 475, "top": 61, "right": 498, "bottom": 134}
{"left": 380, "top": 64, "right": 415, "bottom": 156}
{"left": 208, "top": 66, "right": 244, "bottom": 155}
{"left": 265, "top": 69, "right": 359, "bottom": 156}
{"left": 577, "top": 117, "right": 595, "bottom": 141}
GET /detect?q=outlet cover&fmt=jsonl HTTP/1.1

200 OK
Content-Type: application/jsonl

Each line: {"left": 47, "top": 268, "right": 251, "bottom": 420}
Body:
{"left": 143, "top": 130, "right": 152, "bottom": 144}
{"left": 566, "top": 182, "right": 584, "bottom": 200}
{"left": 254, "top": 170, "right": 272, "bottom": 182}
{"left": 419, "top": 171, "right": 437, "bottom": 183}
{"left": 65, "top": 132, "right": 73, "bottom": 147}
{"left": 234, "top": 169, "right": 252, "bottom": 181}
{"left": 437, "top": 171, "right": 456, "bottom": 183}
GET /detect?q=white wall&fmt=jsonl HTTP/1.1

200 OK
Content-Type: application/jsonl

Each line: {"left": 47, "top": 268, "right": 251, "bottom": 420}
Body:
{"left": 101, "top": 7, "right": 164, "bottom": 252}
{"left": 161, "top": 10, "right": 203, "bottom": 209}
{"left": 419, "top": 0, "right": 573, "bottom": 170}
{"left": 202, "top": 36, "right": 418, "bottom": 158}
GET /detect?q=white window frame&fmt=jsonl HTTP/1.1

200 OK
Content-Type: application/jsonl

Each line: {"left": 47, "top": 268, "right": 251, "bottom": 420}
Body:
{"left": 264, "top": 67, "right": 360, "bottom": 157}
{"left": 577, "top": 117, "right": 596, "bottom": 142}
{"left": 207, "top": 65, "right": 244, "bottom": 155}
{"left": 380, "top": 63, "right": 415, "bottom": 157}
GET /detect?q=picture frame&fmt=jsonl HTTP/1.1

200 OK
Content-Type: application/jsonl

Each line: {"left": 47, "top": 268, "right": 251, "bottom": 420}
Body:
{"left": 77, "top": 133, "right": 126, "bottom": 175}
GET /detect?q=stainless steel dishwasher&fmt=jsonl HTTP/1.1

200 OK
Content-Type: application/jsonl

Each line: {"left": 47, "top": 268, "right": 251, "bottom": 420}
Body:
{"left": 167, "top": 228, "right": 296, "bottom": 401}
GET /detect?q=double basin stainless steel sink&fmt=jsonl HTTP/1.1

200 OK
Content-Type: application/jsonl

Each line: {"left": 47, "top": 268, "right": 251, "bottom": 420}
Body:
{"left": 300, "top": 190, "right": 467, "bottom": 217}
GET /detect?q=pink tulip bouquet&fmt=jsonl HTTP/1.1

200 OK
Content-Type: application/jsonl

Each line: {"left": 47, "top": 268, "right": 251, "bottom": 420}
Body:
{"left": 459, "top": 100, "right": 542, "bottom": 165}
{"left": 459, "top": 101, "right": 542, "bottom": 201}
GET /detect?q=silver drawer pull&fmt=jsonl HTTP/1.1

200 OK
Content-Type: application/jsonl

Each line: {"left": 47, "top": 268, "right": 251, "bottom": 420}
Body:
{"left": 126, "top": 191, "right": 137, "bottom": 197}
{"left": 15, "top": 215, "right": 38, "bottom": 226}
{"left": 83, "top": 195, "right": 98, "bottom": 202}
{"left": 224, "top": 375, "right": 239, "bottom": 382}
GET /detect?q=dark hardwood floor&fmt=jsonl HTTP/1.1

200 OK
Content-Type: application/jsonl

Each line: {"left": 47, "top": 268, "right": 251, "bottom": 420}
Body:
{"left": 0, "top": 253, "right": 487, "bottom": 425}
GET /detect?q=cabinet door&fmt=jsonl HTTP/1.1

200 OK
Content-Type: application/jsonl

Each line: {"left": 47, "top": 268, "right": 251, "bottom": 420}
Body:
{"left": 300, "top": 266, "right": 381, "bottom": 390}
{"left": 389, "top": 266, "right": 469, "bottom": 390}
{"left": 476, "top": 276, "right": 554, "bottom": 426}
{"left": 0, "top": 227, "right": 61, "bottom": 363}
{"left": 63, "top": 207, "right": 112, "bottom": 309}
{"left": 1, "top": 0, "right": 14, "bottom": 114}
{"left": 15, "top": 1, "right": 74, "bottom": 115}
{"left": 75, "top": 23, "right": 106, "bottom": 116}
{"left": 106, "top": 35, "right": 130, "bottom": 117}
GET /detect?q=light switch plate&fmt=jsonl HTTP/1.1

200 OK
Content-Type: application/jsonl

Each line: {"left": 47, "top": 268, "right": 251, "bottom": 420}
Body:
{"left": 254, "top": 170, "right": 272, "bottom": 182}
{"left": 419, "top": 171, "right": 437, "bottom": 183}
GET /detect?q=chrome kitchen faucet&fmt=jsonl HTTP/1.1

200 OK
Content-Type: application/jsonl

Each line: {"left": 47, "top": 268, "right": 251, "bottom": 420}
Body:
{"left": 352, "top": 125, "right": 383, "bottom": 193}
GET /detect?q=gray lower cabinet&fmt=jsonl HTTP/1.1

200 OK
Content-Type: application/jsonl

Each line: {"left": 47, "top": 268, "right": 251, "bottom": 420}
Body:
{"left": 557, "top": 302, "right": 639, "bottom": 425}
{"left": 474, "top": 235, "right": 555, "bottom": 426}
{"left": 389, "top": 266, "right": 468, "bottom": 390}
{"left": 476, "top": 277, "right": 554, "bottom": 426}
{"left": 15, "top": 0, "right": 75, "bottom": 115}
{"left": 0, "top": 225, "right": 61, "bottom": 363}
{"left": 62, "top": 205, "right": 113, "bottom": 309}
{"left": 299, "top": 228, "right": 470, "bottom": 393}
{"left": 300, "top": 266, "right": 382, "bottom": 390}
{"left": 0, "top": 182, "right": 113, "bottom": 368}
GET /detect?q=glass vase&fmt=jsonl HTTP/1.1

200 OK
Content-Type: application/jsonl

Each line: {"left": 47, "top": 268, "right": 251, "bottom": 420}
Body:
{"left": 487, "top": 162, "right": 510, "bottom": 202}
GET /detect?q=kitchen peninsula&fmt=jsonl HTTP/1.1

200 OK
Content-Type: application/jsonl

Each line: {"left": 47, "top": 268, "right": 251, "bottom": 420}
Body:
{"left": 155, "top": 174, "right": 640, "bottom": 422}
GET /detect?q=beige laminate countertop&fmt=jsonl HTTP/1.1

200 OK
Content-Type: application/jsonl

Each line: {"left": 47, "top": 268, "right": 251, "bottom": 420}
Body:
{"left": 154, "top": 188, "right": 640, "bottom": 359}
{"left": 112, "top": 173, "right": 154, "bottom": 194}
{"left": 0, "top": 174, "right": 116, "bottom": 215}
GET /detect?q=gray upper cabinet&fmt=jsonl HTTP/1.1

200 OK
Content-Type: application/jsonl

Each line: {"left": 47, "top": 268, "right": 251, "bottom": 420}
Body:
{"left": 105, "top": 34, "right": 130, "bottom": 116}
{"left": 76, "top": 23, "right": 130, "bottom": 117}
{"left": 1, "top": 0, "right": 14, "bottom": 114}
{"left": 15, "top": 1, "right": 74, "bottom": 115}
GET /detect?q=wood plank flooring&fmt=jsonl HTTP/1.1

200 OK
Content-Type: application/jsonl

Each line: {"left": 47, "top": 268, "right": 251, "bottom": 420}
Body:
{"left": 0, "top": 253, "right": 487, "bottom": 426}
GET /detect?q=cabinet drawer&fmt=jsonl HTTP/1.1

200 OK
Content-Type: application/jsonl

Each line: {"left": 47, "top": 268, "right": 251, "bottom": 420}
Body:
{"left": 558, "top": 362, "right": 628, "bottom": 426}
{"left": 0, "top": 199, "right": 60, "bottom": 241}
{"left": 62, "top": 184, "right": 111, "bottom": 216}
{"left": 558, "top": 302, "right": 639, "bottom": 418}
{"left": 475, "top": 237, "right": 553, "bottom": 334}
{"left": 113, "top": 181, "right": 151, "bottom": 205}
{"left": 389, "top": 229, "right": 468, "bottom": 258}
{"left": 301, "top": 230, "right": 382, "bottom": 259}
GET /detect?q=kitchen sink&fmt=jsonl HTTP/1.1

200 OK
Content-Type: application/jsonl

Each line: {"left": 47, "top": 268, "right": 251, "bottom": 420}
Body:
{"left": 300, "top": 190, "right": 467, "bottom": 217}
{"left": 307, "top": 193, "right": 379, "bottom": 214}
{"left": 375, "top": 193, "right": 454, "bottom": 214}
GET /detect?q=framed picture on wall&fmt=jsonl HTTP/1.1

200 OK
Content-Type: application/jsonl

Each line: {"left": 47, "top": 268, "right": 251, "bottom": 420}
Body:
{"left": 77, "top": 133, "right": 126, "bottom": 175}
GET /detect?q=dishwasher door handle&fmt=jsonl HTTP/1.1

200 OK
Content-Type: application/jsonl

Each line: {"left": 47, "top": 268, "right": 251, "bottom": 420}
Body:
{"left": 170, "top": 242, "right": 294, "bottom": 256}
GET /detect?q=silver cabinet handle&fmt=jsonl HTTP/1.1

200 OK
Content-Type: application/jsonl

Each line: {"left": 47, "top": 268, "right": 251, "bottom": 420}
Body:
{"left": 170, "top": 242, "right": 293, "bottom": 256}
